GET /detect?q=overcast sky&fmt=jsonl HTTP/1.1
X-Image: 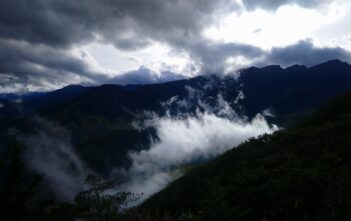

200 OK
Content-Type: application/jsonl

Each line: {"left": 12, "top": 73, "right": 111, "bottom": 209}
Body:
{"left": 0, "top": 0, "right": 350, "bottom": 93}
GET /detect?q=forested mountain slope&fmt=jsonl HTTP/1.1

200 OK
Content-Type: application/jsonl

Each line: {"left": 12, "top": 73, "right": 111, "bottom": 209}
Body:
{"left": 140, "top": 91, "right": 351, "bottom": 221}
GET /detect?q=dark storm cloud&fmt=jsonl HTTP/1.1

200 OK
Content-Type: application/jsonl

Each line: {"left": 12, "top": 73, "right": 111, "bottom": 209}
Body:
{"left": 0, "top": 36, "right": 186, "bottom": 92}
{"left": 0, "top": 39, "right": 184, "bottom": 90}
{"left": 242, "top": 0, "right": 330, "bottom": 11}
{"left": 0, "top": 38, "right": 95, "bottom": 92}
{"left": 109, "top": 67, "right": 186, "bottom": 85}
{"left": 0, "top": 0, "right": 239, "bottom": 92}
{"left": 0, "top": 1, "right": 96, "bottom": 48}
{"left": 263, "top": 40, "right": 351, "bottom": 67}
{"left": 0, "top": 0, "right": 238, "bottom": 50}
{"left": 0, "top": 39, "right": 86, "bottom": 76}
{"left": 187, "top": 39, "right": 264, "bottom": 73}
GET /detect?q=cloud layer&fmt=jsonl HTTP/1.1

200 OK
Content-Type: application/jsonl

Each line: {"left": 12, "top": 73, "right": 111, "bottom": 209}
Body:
{"left": 121, "top": 112, "right": 277, "bottom": 203}
{"left": 0, "top": 0, "right": 236, "bottom": 49}
{"left": 20, "top": 118, "right": 89, "bottom": 201}
{"left": 262, "top": 40, "right": 351, "bottom": 67}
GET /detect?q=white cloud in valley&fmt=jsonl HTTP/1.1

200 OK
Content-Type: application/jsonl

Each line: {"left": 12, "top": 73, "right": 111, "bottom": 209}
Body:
{"left": 121, "top": 111, "right": 277, "bottom": 203}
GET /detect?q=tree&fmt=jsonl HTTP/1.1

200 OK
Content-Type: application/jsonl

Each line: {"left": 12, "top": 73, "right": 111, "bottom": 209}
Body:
{"left": 0, "top": 137, "right": 46, "bottom": 221}
{"left": 75, "top": 174, "right": 139, "bottom": 221}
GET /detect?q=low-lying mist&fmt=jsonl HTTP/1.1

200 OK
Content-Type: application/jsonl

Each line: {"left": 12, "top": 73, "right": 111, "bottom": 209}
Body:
{"left": 119, "top": 97, "right": 277, "bottom": 203}
{"left": 19, "top": 118, "right": 90, "bottom": 201}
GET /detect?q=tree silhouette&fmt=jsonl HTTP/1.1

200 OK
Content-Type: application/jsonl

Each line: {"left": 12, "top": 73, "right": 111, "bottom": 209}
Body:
{"left": 0, "top": 138, "right": 46, "bottom": 221}
{"left": 75, "top": 174, "right": 139, "bottom": 221}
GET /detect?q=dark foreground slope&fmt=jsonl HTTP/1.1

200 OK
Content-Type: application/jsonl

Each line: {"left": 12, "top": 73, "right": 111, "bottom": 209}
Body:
{"left": 139, "top": 91, "right": 351, "bottom": 221}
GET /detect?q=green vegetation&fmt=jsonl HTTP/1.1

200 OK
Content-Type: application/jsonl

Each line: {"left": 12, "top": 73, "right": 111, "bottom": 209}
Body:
{"left": 137, "top": 91, "right": 351, "bottom": 220}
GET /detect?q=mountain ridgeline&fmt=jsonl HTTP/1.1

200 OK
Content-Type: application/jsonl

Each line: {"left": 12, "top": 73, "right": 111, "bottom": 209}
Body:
{"left": 1, "top": 59, "right": 351, "bottom": 176}
{"left": 0, "top": 59, "right": 351, "bottom": 174}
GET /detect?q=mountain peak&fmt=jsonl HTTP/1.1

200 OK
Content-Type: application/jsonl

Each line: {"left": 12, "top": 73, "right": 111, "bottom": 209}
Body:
{"left": 311, "top": 59, "right": 349, "bottom": 70}
{"left": 262, "top": 64, "right": 283, "bottom": 70}
{"left": 285, "top": 64, "right": 307, "bottom": 71}
{"left": 325, "top": 59, "right": 342, "bottom": 64}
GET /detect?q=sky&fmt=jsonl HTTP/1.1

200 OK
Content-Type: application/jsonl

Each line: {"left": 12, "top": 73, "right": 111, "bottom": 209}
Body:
{"left": 0, "top": 0, "right": 351, "bottom": 93}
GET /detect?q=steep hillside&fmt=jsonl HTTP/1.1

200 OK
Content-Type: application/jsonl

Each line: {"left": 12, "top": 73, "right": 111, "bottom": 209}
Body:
{"left": 140, "top": 91, "right": 351, "bottom": 221}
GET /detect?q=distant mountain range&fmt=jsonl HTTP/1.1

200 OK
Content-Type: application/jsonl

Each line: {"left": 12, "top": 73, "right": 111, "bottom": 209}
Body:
{"left": 1, "top": 59, "right": 351, "bottom": 175}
